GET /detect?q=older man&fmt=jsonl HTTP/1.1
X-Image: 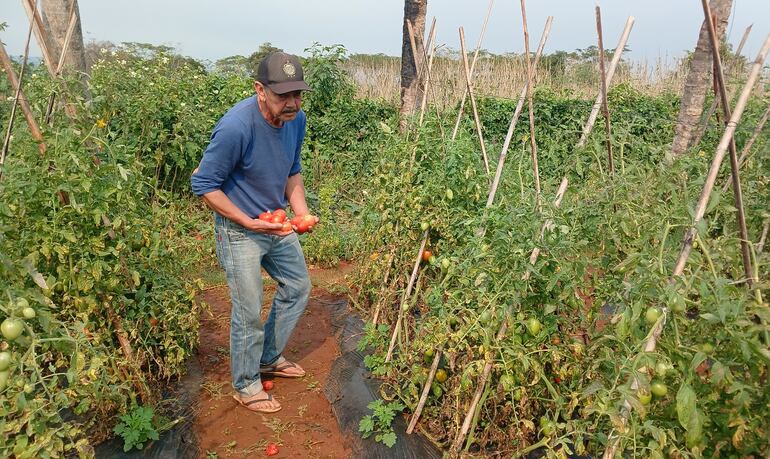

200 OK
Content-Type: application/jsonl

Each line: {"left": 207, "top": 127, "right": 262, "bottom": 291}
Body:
{"left": 191, "top": 52, "right": 318, "bottom": 413}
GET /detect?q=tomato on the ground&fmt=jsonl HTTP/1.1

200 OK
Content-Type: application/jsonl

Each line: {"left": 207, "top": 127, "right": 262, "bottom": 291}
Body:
{"left": 265, "top": 443, "right": 279, "bottom": 456}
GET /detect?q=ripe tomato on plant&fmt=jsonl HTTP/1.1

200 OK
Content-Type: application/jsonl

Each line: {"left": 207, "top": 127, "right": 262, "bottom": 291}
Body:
{"left": 422, "top": 250, "right": 433, "bottom": 262}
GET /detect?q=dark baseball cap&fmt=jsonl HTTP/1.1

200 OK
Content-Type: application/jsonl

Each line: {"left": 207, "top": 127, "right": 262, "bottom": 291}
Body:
{"left": 257, "top": 52, "right": 311, "bottom": 94}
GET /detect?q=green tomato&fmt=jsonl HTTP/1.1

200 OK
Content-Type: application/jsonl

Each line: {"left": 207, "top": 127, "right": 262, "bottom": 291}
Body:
{"left": 638, "top": 389, "right": 652, "bottom": 405}
{"left": 0, "top": 352, "right": 11, "bottom": 371}
{"left": 669, "top": 295, "right": 686, "bottom": 313}
{"left": 431, "top": 382, "right": 443, "bottom": 398}
{"left": 500, "top": 374, "right": 516, "bottom": 391}
{"left": 1, "top": 318, "right": 24, "bottom": 341}
{"left": 645, "top": 307, "right": 662, "bottom": 325}
{"left": 650, "top": 380, "right": 668, "bottom": 397}
{"left": 445, "top": 189, "right": 454, "bottom": 200}
{"left": 441, "top": 258, "right": 450, "bottom": 270}
{"left": 435, "top": 369, "right": 448, "bottom": 384}
{"left": 423, "top": 349, "right": 435, "bottom": 365}
{"left": 479, "top": 311, "right": 492, "bottom": 325}
{"left": 420, "top": 221, "right": 430, "bottom": 231}
{"left": 526, "top": 318, "right": 542, "bottom": 336}
{"left": 655, "top": 361, "right": 669, "bottom": 378}
{"left": 15, "top": 297, "right": 29, "bottom": 309}
{"left": 701, "top": 343, "right": 714, "bottom": 355}
{"left": 22, "top": 307, "right": 36, "bottom": 320}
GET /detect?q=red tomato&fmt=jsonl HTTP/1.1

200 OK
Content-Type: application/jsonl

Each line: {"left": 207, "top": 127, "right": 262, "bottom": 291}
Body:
{"left": 422, "top": 250, "right": 433, "bottom": 262}
{"left": 265, "top": 443, "right": 279, "bottom": 456}
{"left": 293, "top": 214, "right": 317, "bottom": 234}
{"left": 258, "top": 212, "right": 273, "bottom": 222}
{"left": 281, "top": 221, "right": 292, "bottom": 232}
{"left": 271, "top": 214, "right": 286, "bottom": 224}
{"left": 263, "top": 380, "right": 274, "bottom": 391}
{"left": 273, "top": 209, "right": 287, "bottom": 220}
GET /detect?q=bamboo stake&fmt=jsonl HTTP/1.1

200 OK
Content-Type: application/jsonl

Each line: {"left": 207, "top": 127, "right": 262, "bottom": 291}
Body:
{"left": 486, "top": 17, "right": 553, "bottom": 208}
{"left": 450, "top": 313, "right": 510, "bottom": 454}
{"left": 418, "top": 20, "right": 438, "bottom": 127}
{"left": 385, "top": 230, "right": 429, "bottom": 363}
{"left": 757, "top": 222, "right": 768, "bottom": 254}
{"left": 459, "top": 27, "right": 491, "bottom": 177}
{"left": 596, "top": 6, "right": 615, "bottom": 177}
{"left": 0, "top": 4, "right": 45, "bottom": 167}
{"left": 451, "top": 0, "right": 495, "bottom": 140}
{"left": 21, "top": 0, "right": 77, "bottom": 118}
{"left": 721, "top": 103, "right": 770, "bottom": 192}
{"left": 603, "top": 34, "right": 770, "bottom": 459}
{"left": 406, "top": 349, "right": 442, "bottom": 434}
{"left": 677, "top": 0, "right": 756, "bottom": 287}
{"left": 520, "top": 0, "right": 541, "bottom": 210}
{"left": 526, "top": 18, "right": 634, "bottom": 272}
{"left": 44, "top": 1, "right": 79, "bottom": 125}
{"left": 578, "top": 17, "right": 635, "bottom": 147}
{"left": 691, "top": 24, "right": 753, "bottom": 149}
{"left": 372, "top": 251, "right": 396, "bottom": 325}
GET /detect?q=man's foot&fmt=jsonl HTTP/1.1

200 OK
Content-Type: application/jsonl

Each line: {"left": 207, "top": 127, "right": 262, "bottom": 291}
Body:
{"left": 260, "top": 357, "right": 306, "bottom": 378}
{"left": 232, "top": 391, "right": 282, "bottom": 413}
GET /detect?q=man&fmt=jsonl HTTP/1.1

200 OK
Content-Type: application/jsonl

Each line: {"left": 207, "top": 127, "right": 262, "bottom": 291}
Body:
{"left": 191, "top": 52, "right": 318, "bottom": 413}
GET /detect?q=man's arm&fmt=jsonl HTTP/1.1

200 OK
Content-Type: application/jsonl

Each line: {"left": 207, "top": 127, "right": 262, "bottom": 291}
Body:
{"left": 285, "top": 173, "right": 320, "bottom": 225}
{"left": 202, "top": 190, "right": 288, "bottom": 234}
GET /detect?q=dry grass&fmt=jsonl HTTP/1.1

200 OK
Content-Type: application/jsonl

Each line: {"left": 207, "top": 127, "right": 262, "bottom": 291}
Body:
{"left": 343, "top": 55, "right": 689, "bottom": 107}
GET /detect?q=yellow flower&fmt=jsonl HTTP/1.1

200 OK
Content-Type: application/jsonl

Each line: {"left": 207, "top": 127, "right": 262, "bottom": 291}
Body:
{"left": 96, "top": 119, "right": 107, "bottom": 129}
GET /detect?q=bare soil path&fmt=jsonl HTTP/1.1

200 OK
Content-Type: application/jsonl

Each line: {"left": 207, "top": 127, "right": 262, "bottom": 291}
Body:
{"left": 193, "top": 263, "right": 355, "bottom": 458}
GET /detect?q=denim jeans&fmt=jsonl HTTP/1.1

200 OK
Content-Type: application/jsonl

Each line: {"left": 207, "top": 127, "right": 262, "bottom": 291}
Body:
{"left": 214, "top": 214, "right": 311, "bottom": 397}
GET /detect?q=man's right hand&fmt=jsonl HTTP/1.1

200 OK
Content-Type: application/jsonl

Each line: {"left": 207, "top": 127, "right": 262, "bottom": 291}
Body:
{"left": 246, "top": 219, "right": 293, "bottom": 236}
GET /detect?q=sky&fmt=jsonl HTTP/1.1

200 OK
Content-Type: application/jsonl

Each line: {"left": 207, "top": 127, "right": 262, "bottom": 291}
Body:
{"left": 1, "top": 0, "right": 769, "bottom": 65}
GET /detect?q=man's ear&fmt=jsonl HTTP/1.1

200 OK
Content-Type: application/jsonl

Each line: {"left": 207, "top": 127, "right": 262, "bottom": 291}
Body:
{"left": 254, "top": 81, "right": 266, "bottom": 100}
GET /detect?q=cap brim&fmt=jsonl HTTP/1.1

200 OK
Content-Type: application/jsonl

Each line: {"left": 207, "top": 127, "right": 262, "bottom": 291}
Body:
{"left": 268, "top": 81, "right": 311, "bottom": 94}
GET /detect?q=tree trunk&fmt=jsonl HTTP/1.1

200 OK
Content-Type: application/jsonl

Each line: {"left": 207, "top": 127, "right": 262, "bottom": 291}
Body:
{"left": 399, "top": 0, "right": 427, "bottom": 133}
{"left": 671, "top": 0, "right": 732, "bottom": 157}
{"left": 41, "top": 0, "right": 87, "bottom": 75}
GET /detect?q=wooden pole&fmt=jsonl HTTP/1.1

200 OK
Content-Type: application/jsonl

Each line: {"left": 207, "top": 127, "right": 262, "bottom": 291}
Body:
{"left": 690, "top": 24, "right": 753, "bottom": 149}
{"left": 406, "top": 349, "right": 442, "bottom": 434}
{"left": 721, "top": 103, "right": 770, "bottom": 193}
{"left": 603, "top": 33, "right": 770, "bottom": 459}
{"left": 0, "top": 6, "right": 46, "bottom": 166}
{"left": 450, "top": 313, "right": 510, "bottom": 454}
{"left": 578, "top": 17, "right": 635, "bottom": 147}
{"left": 596, "top": 6, "right": 615, "bottom": 177}
{"left": 417, "top": 19, "right": 438, "bottom": 127}
{"left": 486, "top": 17, "right": 553, "bottom": 208}
{"left": 451, "top": 0, "right": 495, "bottom": 140}
{"left": 21, "top": 0, "right": 77, "bottom": 119}
{"left": 757, "top": 222, "right": 768, "bottom": 255}
{"left": 686, "top": 0, "right": 754, "bottom": 287}
{"left": 520, "top": 0, "right": 541, "bottom": 211}
{"left": 459, "top": 27, "right": 491, "bottom": 177}
{"left": 385, "top": 230, "right": 429, "bottom": 363}
{"left": 44, "top": 1, "right": 79, "bottom": 125}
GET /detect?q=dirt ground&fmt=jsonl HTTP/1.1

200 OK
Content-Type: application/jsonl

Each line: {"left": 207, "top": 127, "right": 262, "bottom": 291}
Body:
{"left": 193, "top": 263, "right": 355, "bottom": 458}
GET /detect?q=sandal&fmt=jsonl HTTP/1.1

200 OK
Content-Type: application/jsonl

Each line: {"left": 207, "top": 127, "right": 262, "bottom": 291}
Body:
{"left": 232, "top": 391, "right": 282, "bottom": 413}
{"left": 260, "top": 359, "right": 306, "bottom": 378}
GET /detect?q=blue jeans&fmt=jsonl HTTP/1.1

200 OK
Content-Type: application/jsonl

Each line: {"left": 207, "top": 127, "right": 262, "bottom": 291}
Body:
{"left": 214, "top": 214, "right": 311, "bottom": 397}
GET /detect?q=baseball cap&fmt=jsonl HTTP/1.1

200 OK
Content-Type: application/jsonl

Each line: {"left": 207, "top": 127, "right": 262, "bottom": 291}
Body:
{"left": 257, "top": 52, "right": 311, "bottom": 94}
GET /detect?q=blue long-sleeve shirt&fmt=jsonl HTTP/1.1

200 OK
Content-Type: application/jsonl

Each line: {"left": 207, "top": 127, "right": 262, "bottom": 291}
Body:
{"left": 191, "top": 96, "right": 305, "bottom": 217}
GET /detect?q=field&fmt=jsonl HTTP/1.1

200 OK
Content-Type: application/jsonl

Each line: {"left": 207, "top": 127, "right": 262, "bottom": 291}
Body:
{"left": 0, "top": 40, "right": 769, "bottom": 458}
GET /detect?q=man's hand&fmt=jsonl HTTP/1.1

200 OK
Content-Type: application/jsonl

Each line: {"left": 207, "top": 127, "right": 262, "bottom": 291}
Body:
{"left": 245, "top": 218, "right": 293, "bottom": 236}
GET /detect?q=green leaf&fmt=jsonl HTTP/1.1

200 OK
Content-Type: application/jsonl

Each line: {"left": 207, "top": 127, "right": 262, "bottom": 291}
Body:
{"left": 359, "top": 416, "right": 374, "bottom": 435}
{"left": 380, "top": 431, "right": 397, "bottom": 448}
{"left": 676, "top": 383, "right": 696, "bottom": 431}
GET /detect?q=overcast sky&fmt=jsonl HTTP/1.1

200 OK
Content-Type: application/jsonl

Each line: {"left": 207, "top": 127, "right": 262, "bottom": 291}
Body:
{"left": 2, "top": 0, "right": 769, "bottom": 64}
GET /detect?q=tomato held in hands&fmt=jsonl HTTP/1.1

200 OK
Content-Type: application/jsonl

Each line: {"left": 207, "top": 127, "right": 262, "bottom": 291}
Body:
{"left": 292, "top": 214, "right": 317, "bottom": 234}
{"left": 273, "top": 209, "right": 287, "bottom": 220}
{"left": 258, "top": 211, "right": 273, "bottom": 222}
{"left": 281, "top": 221, "right": 292, "bottom": 232}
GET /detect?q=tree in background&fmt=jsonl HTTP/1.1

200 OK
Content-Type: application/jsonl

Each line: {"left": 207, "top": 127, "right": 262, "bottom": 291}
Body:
{"left": 399, "top": 0, "right": 427, "bottom": 133}
{"left": 41, "top": 0, "right": 86, "bottom": 75}
{"left": 671, "top": 0, "right": 733, "bottom": 157}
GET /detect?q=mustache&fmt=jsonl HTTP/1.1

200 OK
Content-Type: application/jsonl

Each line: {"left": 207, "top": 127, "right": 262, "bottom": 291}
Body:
{"left": 281, "top": 108, "right": 298, "bottom": 114}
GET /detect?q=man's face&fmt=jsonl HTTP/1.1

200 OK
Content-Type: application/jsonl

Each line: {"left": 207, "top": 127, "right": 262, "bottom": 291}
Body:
{"left": 255, "top": 82, "right": 303, "bottom": 126}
